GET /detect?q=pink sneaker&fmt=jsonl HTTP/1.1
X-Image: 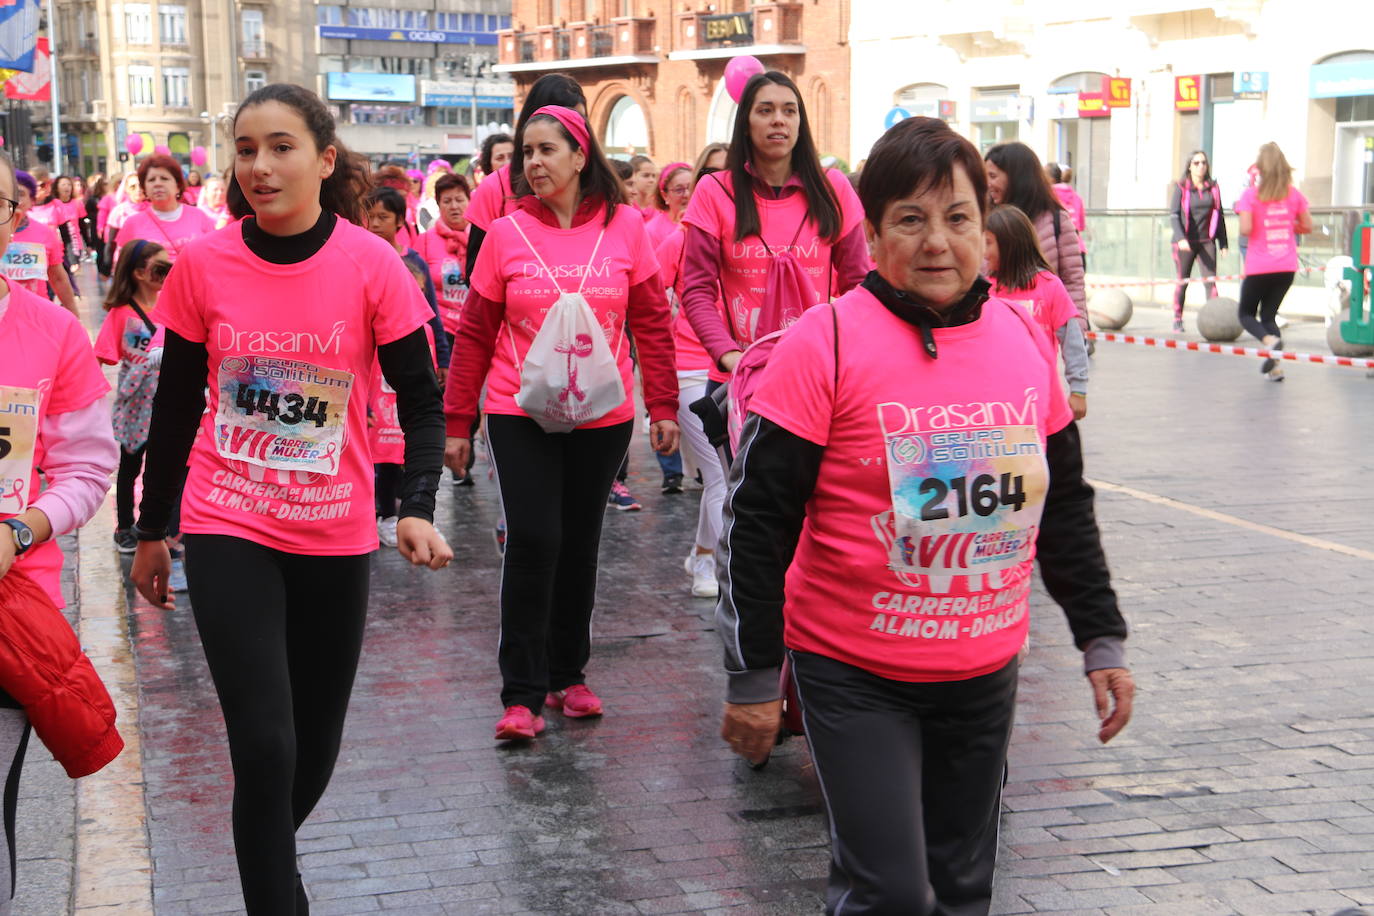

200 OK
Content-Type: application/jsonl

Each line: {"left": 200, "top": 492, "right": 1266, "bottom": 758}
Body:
{"left": 494, "top": 705, "right": 546, "bottom": 740}
{"left": 545, "top": 684, "right": 604, "bottom": 718}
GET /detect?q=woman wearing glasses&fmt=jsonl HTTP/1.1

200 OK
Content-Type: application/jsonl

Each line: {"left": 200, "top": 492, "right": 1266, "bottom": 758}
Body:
{"left": 0, "top": 150, "right": 121, "bottom": 916}
{"left": 647, "top": 162, "right": 692, "bottom": 248}
{"left": 114, "top": 154, "right": 216, "bottom": 263}
{"left": 0, "top": 170, "right": 79, "bottom": 317}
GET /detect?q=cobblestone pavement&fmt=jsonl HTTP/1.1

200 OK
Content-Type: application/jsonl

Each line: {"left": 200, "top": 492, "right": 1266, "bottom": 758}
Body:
{"left": 41, "top": 293, "right": 1374, "bottom": 914}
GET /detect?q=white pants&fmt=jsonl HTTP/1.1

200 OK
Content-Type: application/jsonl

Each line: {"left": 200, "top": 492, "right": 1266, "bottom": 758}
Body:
{"left": 677, "top": 379, "right": 726, "bottom": 552}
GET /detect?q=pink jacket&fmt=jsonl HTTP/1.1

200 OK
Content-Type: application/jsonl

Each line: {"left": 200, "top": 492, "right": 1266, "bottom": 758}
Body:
{"left": 1053, "top": 183, "right": 1086, "bottom": 253}
{"left": 1033, "top": 208, "right": 1087, "bottom": 332}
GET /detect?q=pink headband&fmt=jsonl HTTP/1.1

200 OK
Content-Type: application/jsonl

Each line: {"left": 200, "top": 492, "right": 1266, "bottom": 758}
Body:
{"left": 531, "top": 105, "right": 590, "bottom": 153}
{"left": 658, "top": 162, "right": 691, "bottom": 193}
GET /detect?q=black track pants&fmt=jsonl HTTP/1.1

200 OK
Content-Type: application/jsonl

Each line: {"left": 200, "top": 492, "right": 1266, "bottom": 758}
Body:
{"left": 1237, "top": 271, "right": 1294, "bottom": 344}
{"left": 791, "top": 651, "right": 1018, "bottom": 916}
{"left": 485, "top": 414, "right": 632, "bottom": 711}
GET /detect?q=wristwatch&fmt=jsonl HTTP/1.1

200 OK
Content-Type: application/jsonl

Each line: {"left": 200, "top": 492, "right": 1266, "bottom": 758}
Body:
{"left": 2, "top": 518, "right": 34, "bottom": 556}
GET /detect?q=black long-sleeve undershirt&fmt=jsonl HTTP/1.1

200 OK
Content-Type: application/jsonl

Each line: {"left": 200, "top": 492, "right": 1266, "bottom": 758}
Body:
{"left": 716, "top": 415, "right": 1128, "bottom": 703}
{"left": 135, "top": 211, "right": 445, "bottom": 537}
{"left": 136, "top": 329, "right": 443, "bottom": 536}
{"left": 464, "top": 224, "right": 486, "bottom": 284}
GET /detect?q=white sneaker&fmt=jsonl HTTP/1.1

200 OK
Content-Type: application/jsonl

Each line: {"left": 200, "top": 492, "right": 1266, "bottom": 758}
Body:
{"left": 688, "top": 551, "right": 718, "bottom": 598}
{"left": 378, "top": 516, "right": 399, "bottom": 548}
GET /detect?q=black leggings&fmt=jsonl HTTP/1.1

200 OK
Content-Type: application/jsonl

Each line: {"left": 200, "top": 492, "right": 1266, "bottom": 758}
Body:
{"left": 185, "top": 534, "right": 370, "bottom": 915}
{"left": 1237, "top": 271, "right": 1295, "bottom": 344}
{"left": 791, "top": 651, "right": 1017, "bottom": 916}
{"left": 116, "top": 445, "right": 146, "bottom": 530}
{"left": 485, "top": 414, "right": 632, "bottom": 711}
{"left": 1172, "top": 240, "right": 1218, "bottom": 316}
{"left": 374, "top": 463, "right": 402, "bottom": 518}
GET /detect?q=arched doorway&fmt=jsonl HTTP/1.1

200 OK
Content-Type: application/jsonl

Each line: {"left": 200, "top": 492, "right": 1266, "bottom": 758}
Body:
{"left": 604, "top": 95, "right": 649, "bottom": 157}
{"left": 706, "top": 78, "right": 737, "bottom": 144}
{"left": 1049, "top": 71, "right": 1110, "bottom": 208}
{"left": 893, "top": 82, "right": 949, "bottom": 117}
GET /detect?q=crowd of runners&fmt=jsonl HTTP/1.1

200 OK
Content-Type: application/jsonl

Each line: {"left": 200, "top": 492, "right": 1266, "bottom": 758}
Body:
{"left": 0, "top": 67, "right": 1316, "bottom": 915}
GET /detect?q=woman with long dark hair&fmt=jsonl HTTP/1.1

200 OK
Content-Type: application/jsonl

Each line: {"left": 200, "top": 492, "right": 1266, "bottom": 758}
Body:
{"left": 444, "top": 105, "right": 679, "bottom": 741}
{"left": 1169, "top": 150, "right": 1228, "bottom": 332}
{"left": 985, "top": 141, "right": 1087, "bottom": 334}
{"left": 1235, "top": 141, "right": 1310, "bottom": 381}
{"left": 130, "top": 83, "right": 451, "bottom": 912}
{"left": 464, "top": 74, "right": 587, "bottom": 280}
{"left": 680, "top": 71, "right": 867, "bottom": 375}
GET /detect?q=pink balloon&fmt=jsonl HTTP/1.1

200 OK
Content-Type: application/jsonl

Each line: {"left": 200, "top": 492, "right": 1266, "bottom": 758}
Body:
{"left": 0, "top": 136, "right": 6, "bottom": 149}
{"left": 125, "top": 134, "right": 143, "bottom": 155}
{"left": 153, "top": 144, "right": 171, "bottom": 157}
{"left": 191, "top": 145, "right": 207, "bottom": 166}
{"left": 724, "top": 55, "right": 765, "bottom": 104}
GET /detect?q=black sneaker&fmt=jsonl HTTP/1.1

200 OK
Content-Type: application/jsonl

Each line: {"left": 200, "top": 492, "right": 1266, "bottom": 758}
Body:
{"left": 661, "top": 473, "right": 683, "bottom": 494}
{"left": 1260, "top": 357, "right": 1277, "bottom": 374}
{"left": 453, "top": 471, "right": 475, "bottom": 487}
{"left": 113, "top": 529, "right": 137, "bottom": 553}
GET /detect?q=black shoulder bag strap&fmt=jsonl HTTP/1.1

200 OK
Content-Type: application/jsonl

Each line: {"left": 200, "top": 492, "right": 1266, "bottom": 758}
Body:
{"left": 127, "top": 299, "right": 157, "bottom": 336}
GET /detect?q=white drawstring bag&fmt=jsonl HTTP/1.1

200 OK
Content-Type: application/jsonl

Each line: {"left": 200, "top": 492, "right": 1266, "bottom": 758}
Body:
{"left": 505, "top": 214, "right": 626, "bottom": 434}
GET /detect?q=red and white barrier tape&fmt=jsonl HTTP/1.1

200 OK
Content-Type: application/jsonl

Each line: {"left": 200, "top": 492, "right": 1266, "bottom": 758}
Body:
{"left": 1087, "top": 266, "right": 1321, "bottom": 290}
{"left": 1087, "top": 331, "right": 1374, "bottom": 370}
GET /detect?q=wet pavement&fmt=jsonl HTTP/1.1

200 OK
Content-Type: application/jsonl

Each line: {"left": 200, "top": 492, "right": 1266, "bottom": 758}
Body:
{"left": 34, "top": 281, "right": 1374, "bottom": 914}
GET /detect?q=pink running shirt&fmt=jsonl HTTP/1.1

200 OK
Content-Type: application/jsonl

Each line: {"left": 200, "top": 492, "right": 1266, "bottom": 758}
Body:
{"left": 1235, "top": 186, "right": 1308, "bottom": 275}
{"left": 0, "top": 284, "right": 111, "bottom": 606}
{"left": 415, "top": 228, "right": 469, "bottom": 335}
{"left": 466, "top": 166, "right": 513, "bottom": 231}
{"left": 990, "top": 270, "right": 1078, "bottom": 351}
{"left": 469, "top": 203, "right": 659, "bottom": 428}
{"left": 115, "top": 205, "right": 215, "bottom": 261}
{"left": 680, "top": 168, "right": 864, "bottom": 348}
{"left": 1, "top": 220, "right": 64, "bottom": 296}
{"left": 655, "top": 227, "right": 713, "bottom": 375}
{"left": 747, "top": 287, "right": 1072, "bottom": 684}
{"left": 94, "top": 303, "right": 158, "bottom": 367}
{"left": 154, "top": 218, "right": 435, "bottom": 555}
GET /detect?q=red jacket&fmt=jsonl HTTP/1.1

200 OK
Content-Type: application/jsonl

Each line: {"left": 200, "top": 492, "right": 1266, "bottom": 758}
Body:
{"left": 0, "top": 568, "right": 123, "bottom": 778}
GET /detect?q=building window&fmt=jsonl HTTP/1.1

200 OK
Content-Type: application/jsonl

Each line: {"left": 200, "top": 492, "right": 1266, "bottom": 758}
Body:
{"left": 433, "top": 107, "right": 468, "bottom": 127}
{"left": 348, "top": 105, "right": 422, "bottom": 126}
{"left": 317, "top": 5, "right": 342, "bottom": 25}
{"left": 163, "top": 66, "right": 190, "bottom": 107}
{"left": 245, "top": 69, "right": 267, "bottom": 95}
{"left": 125, "top": 3, "right": 151, "bottom": 44}
{"left": 128, "top": 64, "right": 155, "bottom": 106}
{"left": 241, "top": 8, "right": 264, "bottom": 57}
{"left": 347, "top": 8, "right": 428, "bottom": 29}
{"left": 159, "top": 4, "right": 186, "bottom": 44}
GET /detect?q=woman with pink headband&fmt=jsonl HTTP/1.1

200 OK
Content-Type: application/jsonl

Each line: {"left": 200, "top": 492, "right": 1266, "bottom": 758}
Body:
{"left": 646, "top": 161, "right": 690, "bottom": 248}
{"left": 444, "top": 104, "right": 680, "bottom": 742}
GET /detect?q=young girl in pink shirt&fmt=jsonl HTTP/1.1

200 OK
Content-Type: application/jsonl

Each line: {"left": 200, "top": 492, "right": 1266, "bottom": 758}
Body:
{"left": 0, "top": 151, "right": 121, "bottom": 914}
{"left": 444, "top": 105, "right": 679, "bottom": 741}
{"left": 94, "top": 240, "right": 171, "bottom": 554}
{"left": 129, "top": 83, "right": 451, "bottom": 914}
{"left": 114, "top": 154, "right": 215, "bottom": 262}
{"left": 985, "top": 204, "right": 1089, "bottom": 420}
{"left": 680, "top": 71, "right": 868, "bottom": 376}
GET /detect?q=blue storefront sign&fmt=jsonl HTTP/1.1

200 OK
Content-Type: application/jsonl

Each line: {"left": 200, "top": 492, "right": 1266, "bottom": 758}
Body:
{"left": 326, "top": 72, "right": 416, "bottom": 103}
{"left": 422, "top": 94, "right": 514, "bottom": 109}
{"left": 319, "top": 25, "right": 497, "bottom": 45}
{"left": 1236, "top": 71, "right": 1269, "bottom": 98}
{"left": 1309, "top": 61, "right": 1374, "bottom": 99}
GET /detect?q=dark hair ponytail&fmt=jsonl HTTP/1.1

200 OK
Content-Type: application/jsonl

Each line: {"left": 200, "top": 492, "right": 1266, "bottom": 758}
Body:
{"left": 227, "top": 83, "right": 372, "bottom": 226}
{"left": 727, "top": 71, "right": 841, "bottom": 244}
{"left": 104, "top": 239, "right": 166, "bottom": 311}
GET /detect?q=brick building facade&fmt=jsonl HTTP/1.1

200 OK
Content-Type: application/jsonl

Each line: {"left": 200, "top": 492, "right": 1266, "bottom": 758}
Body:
{"left": 495, "top": 1, "right": 852, "bottom": 165}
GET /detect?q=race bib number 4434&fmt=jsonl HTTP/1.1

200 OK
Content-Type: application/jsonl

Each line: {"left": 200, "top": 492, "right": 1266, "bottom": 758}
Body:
{"left": 0, "top": 386, "right": 39, "bottom": 514}
{"left": 885, "top": 424, "right": 1049, "bottom": 577}
{"left": 214, "top": 356, "right": 353, "bottom": 475}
